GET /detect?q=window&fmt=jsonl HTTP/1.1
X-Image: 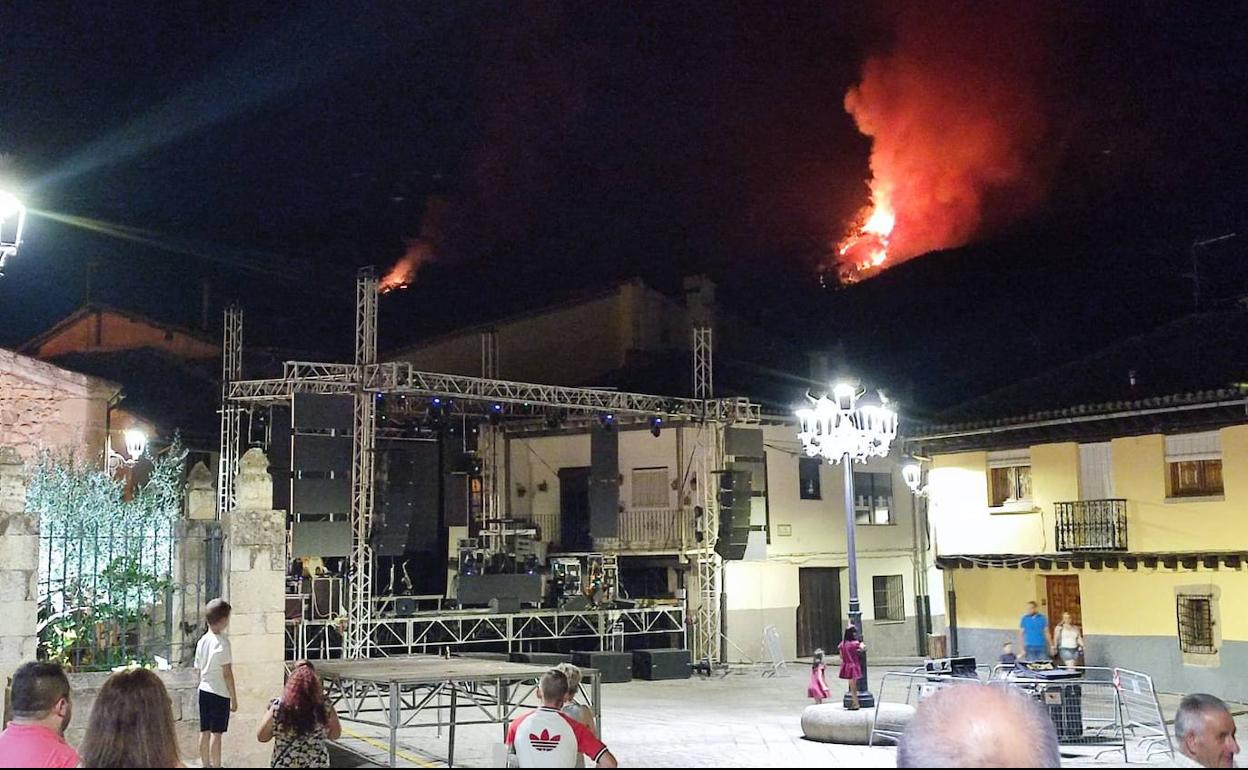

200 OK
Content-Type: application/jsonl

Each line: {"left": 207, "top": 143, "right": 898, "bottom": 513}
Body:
{"left": 1177, "top": 594, "right": 1216, "bottom": 654}
{"left": 854, "top": 472, "right": 894, "bottom": 524}
{"left": 799, "top": 457, "right": 821, "bottom": 500}
{"left": 988, "top": 449, "right": 1032, "bottom": 507}
{"left": 873, "top": 575, "right": 905, "bottom": 622}
{"left": 1166, "top": 432, "right": 1223, "bottom": 498}
{"left": 631, "top": 467, "right": 669, "bottom": 508}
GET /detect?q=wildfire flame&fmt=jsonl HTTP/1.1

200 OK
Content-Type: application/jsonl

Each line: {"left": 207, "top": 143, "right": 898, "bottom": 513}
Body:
{"left": 829, "top": 4, "right": 1051, "bottom": 286}
{"left": 379, "top": 239, "right": 435, "bottom": 294}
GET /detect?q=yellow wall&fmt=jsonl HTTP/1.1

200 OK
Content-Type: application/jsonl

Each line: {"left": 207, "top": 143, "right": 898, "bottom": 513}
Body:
{"left": 952, "top": 567, "right": 1248, "bottom": 642}
{"left": 930, "top": 426, "right": 1248, "bottom": 556}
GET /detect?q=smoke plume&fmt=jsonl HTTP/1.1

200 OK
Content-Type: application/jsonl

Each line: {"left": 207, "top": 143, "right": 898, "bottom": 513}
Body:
{"left": 380, "top": 196, "right": 447, "bottom": 293}
{"left": 834, "top": 4, "right": 1054, "bottom": 280}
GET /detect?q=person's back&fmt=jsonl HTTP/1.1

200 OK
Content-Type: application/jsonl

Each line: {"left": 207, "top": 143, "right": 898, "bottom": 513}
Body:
{"left": 257, "top": 661, "right": 342, "bottom": 768}
{"left": 0, "top": 661, "right": 79, "bottom": 769}
{"left": 79, "top": 668, "right": 181, "bottom": 768}
{"left": 507, "top": 670, "right": 616, "bottom": 769}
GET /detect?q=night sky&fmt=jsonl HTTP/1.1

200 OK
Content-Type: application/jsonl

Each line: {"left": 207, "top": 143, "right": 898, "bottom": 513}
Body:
{"left": 0, "top": 2, "right": 1245, "bottom": 411}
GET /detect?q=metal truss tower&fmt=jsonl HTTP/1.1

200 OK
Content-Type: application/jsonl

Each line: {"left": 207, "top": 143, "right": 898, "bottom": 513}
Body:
{"left": 347, "top": 268, "right": 379, "bottom": 658}
{"left": 691, "top": 323, "right": 724, "bottom": 664}
{"left": 216, "top": 305, "right": 243, "bottom": 519}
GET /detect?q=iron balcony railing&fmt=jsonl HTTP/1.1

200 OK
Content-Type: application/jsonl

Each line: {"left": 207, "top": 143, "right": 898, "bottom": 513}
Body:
{"left": 1055, "top": 499, "right": 1128, "bottom": 552}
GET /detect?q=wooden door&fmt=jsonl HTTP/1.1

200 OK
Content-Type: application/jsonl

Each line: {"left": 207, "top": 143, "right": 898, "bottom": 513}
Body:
{"left": 797, "top": 567, "right": 843, "bottom": 658}
{"left": 1045, "top": 575, "right": 1082, "bottom": 628}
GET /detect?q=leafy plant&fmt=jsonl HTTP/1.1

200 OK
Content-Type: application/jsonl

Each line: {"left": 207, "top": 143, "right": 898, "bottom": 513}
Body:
{"left": 28, "top": 441, "right": 187, "bottom": 671}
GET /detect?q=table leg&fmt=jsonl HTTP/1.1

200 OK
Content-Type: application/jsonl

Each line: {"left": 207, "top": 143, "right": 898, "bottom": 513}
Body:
{"left": 449, "top": 686, "right": 458, "bottom": 768}
{"left": 389, "top": 682, "right": 399, "bottom": 768}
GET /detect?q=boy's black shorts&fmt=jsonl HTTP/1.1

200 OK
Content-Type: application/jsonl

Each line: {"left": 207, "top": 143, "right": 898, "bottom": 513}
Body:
{"left": 199, "top": 690, "right": 231, "bottom": 733}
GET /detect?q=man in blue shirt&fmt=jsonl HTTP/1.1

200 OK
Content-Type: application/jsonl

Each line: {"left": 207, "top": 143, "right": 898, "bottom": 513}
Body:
{"left": 1018, "top": 601, "right": 1052, "bottom": 662}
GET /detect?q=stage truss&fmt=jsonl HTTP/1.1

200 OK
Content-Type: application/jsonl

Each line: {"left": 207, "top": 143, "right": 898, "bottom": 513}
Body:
{"left": 288, "top": 605, "right": 687, "bottom": 662}
{"left": 221, "top": 268, "right": 756, "bottom": 662}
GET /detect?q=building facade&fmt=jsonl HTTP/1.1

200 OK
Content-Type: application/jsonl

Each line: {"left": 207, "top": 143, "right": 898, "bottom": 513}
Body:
{"left": 913, "top": 390, "right": 1248, "bottom": 700}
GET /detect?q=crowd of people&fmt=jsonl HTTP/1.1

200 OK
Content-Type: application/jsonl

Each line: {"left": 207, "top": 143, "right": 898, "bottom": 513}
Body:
{"left": 0, "top": 599, "right": 343, "bottom": 769}
{"left": 0, "top": 594, "right": 1238, "bottom": 768}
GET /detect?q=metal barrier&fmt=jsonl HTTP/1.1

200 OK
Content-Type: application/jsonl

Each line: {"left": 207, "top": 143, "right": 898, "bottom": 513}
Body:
{"left": 873, "top": 665, "right": 1173, "bottom": 762}
{"left": 762, "top": 625, "right": 787, "bottom": 678}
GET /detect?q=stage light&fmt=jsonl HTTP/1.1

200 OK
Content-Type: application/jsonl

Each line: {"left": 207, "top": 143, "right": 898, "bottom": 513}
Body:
{"left": 488, "top": 402, "right": 503, "bottom": 426}
{"left": 649, "top": 415, "right": 663, "bottom": 438}
{"left": 599, "top": 413, "right": 615, "bottom": 430}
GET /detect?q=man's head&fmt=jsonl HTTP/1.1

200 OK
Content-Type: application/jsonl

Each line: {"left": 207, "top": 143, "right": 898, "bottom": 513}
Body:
{"left": 539, "top": 669, "right": 570, "bottom": 708}
{"left": 1176, "top": 694, "right": 1240, "bottom": 768}
{"left": 1002, "top": 642, "right": 1015, "bottom": 654}
{"left": 205, "top": 598, "right": 232, "bottom": 632}
{"left": 11, "top": 661, "right": 73, "bottom": 734}
{"left": 1025, "top": 601, "right": 1038, "bottom": 616}
{"left": 898, "top": 683, "right": 1060, "bottom": 768}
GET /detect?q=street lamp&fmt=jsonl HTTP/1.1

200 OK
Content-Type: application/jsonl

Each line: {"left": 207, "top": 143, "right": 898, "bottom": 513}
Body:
{"left": 796, "top": 383, "right": 898, "bottom": 708}
{"left": 902, "top": 458, "right": 933, "bottom": 656}
{"left": 0, "top": 191, "right": 26, "bottom": 275}
{"left": 107, "top": 429, "right": 148, "bottom": 475}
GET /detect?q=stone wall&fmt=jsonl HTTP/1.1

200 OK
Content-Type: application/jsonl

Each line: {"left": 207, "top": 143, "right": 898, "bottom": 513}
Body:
{"left": 65, "top": 668, "right": 202, "bottom": 762}
{"left": 0, "top": 448, "right": 38, "bottom": 709}
{"left": 0, "top": 348, "right": 119, "bottom": 462}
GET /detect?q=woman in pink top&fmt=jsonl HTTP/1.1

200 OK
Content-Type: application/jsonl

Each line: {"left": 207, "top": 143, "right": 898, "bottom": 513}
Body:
{"left": 838, "top": 626, "right": 866, "bottom": 711}
{"left": 806, "top": 648, "right": 831, "bottom": 705}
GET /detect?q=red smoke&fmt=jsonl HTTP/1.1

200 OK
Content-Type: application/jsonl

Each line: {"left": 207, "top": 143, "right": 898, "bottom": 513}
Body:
{"left": 834, "top": 5, "right": 1052, "bottom": 281}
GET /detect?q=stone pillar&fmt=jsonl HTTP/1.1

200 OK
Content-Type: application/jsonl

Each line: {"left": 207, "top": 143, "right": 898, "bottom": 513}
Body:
{"left": 221, "top": 448, "right": 286, "bottom": 768}
{"left": 0, "top": 446, "right": 38, "bottom": 722}
{"left": 185, "top": 460, "right": 216, "bottom": 520}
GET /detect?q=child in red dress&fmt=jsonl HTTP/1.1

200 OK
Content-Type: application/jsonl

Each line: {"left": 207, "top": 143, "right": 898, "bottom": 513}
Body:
{"left": 807, "top": 648, "right": 830, "bottom": 705}
{"left": 838, "top": 626, "right": 866, "bottom": 710}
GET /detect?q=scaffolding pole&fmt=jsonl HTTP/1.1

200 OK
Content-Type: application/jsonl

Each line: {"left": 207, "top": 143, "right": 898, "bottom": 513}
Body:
{"left": 347, "top": 268, "right": 379, "bottom": 658}
{"left": 216, "top": 305, "right": 243, "bottom": 519}
{"left": 691, "top": 323, "right": 723, "bottom": 664}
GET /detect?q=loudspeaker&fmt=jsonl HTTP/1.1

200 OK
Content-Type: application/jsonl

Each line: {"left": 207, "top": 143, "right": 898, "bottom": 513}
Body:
{"left": 632, "top": 649, "right": 692, "bottom": 681}
{"left": 715, "top": 470, "right": 751, "bottom": 560}
{"left": 309, "top": 578, "right": 344, "bottom": 620}
{"left": 395, "top": 597, "right": 418, "bottom": 616}
{"left": 571, "top": 651, "right": 634, "bottom": 683}
{"left": 285, "top": 595, "right": 306, "bottom": 622}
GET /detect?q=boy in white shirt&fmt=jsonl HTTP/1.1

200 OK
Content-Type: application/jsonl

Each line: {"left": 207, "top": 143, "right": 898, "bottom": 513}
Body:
{"left": 195, "top": 599, "right": 239, "bottom": 768}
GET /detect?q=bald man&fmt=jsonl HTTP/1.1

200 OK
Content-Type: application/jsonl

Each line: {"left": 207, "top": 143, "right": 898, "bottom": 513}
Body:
{"left": 897, "top": 683, "right": 1061, "bottom": 768}
{"left": 1174, "top": 694, "right": 1240, "bottom": 768}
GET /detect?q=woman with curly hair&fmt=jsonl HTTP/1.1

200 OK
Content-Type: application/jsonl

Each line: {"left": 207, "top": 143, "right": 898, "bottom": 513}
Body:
{"left": 79, "top": 668, "right": 182, "bottom": 768}
{"left": 257, "top": 661, "right": 341, "bottom": 768}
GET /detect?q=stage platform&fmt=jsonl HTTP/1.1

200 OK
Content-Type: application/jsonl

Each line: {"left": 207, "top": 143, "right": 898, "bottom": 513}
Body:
{"left": 319, "top": 654, "right": 602, "bottom": 768}
{"left": 289, "top": 604, "right": 686, "bottom": 662}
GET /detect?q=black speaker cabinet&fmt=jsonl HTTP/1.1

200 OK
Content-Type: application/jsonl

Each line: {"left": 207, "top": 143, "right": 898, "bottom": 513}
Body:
{"left": 571, "top": 651, "right": 633, "bottom": 683}
{"left": 310, "top": 577, "right": 344, "bottom": 620}
{"left": 632, "top": 649, "right": 692, "bottom": 681}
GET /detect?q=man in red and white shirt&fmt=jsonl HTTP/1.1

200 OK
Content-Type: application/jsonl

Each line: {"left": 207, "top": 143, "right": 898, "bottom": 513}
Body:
{"left": 506, "top": 670, "right": 618, "bottom": 768}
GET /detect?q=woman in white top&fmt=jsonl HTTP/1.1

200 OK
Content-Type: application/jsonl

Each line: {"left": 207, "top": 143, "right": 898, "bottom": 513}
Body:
{"left": 1054, "top": 612, "right": 1084, "bottom": 668}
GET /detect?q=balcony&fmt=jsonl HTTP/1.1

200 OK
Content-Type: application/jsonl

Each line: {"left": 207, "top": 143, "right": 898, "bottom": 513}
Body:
{"left": 529, "top": 508, "right": 693, "bottom": 553}
{"left": 1054, "top": 500, "right": 1128, "bottom": 552}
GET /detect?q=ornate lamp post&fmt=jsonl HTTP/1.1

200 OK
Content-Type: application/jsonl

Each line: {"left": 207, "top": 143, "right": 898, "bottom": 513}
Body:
{"left": 796, "top": 383, "right": 898, "bottom": 708}
{"left": 0, "top": 191, "right": 27, "bottom": 275}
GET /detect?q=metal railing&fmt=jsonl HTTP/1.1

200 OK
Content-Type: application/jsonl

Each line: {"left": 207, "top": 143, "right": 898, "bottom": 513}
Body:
{"left": 1055, "top": 499, "right": 1128, "bottom": 551}
{"left": 871, "top": 665, "right": 1172, "bottom": 763}
{"left": 286, "top": 605, "right": 687, "bottom": 661}
{"left": 39, "top": 518, "right": 177, "bottom": 670}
